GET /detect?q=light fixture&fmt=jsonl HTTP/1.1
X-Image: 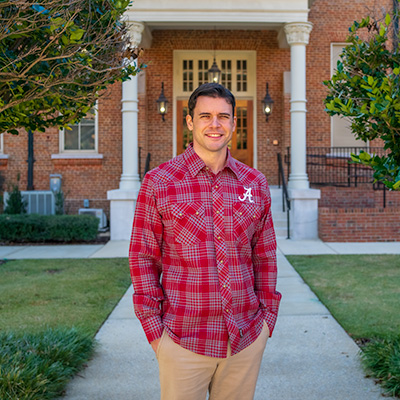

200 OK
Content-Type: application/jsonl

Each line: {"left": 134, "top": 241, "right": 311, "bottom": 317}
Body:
{"left": 208, "top": 57, "right": 221, "bottom": 84}
{"left": 156, "top": 82, "right": 168, "bottom": 121}
{"left": 262, "top": 83, "right": 274, "bottom": 122}
{"left": 208, "top": 30, "right": 221, "bottom": 84}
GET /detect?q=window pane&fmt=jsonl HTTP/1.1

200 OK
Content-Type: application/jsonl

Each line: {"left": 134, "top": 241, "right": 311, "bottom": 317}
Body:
{"left": 221, "top": 60, "right": 232, "bottom": 90}
{"left": 80, "top": 125, "right": 95, "bottom": 150}
{"left": 198, "top": 59, "right": 209, "bottom": 85}
{"left": 183, "top": 60, "right": 194, "bottom": 92}
{"left": 236, "top": 60, "right": 247, "bottom": 92}
{"left": 236, "top": 107, "right": 247, "bottom": 150}
{"left": 64, "top": 126, "right": 79, "bottom": 150}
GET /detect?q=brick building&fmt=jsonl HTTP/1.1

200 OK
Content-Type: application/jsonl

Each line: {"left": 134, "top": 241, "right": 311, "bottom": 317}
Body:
{"left": 1, "top": 0, "right": 399, "bottom": 241}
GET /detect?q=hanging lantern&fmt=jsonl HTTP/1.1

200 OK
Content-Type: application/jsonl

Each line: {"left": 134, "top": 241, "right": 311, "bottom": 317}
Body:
{"left": 262, "top": 83, "right": 274, "bottom": 122}
{"left": 156, "top": 82, "right": 168, "bottom": 121}
{"left": 208, "top": 57, "right": 222, "bottom": 84}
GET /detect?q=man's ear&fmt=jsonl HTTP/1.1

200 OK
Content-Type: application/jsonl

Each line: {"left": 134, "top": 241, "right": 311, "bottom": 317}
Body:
{"left": 186, "top": 114, "right": 193, "bottom": 131}
{"left": 232, "top": 116, "right": 237, "bottom": 132}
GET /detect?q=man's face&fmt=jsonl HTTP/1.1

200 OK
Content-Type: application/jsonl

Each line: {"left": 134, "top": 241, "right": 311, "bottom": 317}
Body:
{"left": 186, "top": 96, "right": 236, "bottom": 158}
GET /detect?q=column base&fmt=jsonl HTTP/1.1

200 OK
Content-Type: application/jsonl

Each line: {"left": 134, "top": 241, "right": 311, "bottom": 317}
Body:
{"left": 288, "top": 188, "right": 321, "bottom": 240}
{"left": 107, "top": 189, "right": 139, "bottom": 241}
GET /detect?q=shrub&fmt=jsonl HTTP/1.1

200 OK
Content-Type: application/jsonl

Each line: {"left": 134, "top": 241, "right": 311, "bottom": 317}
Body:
{"left": 4, "top": 184, "right": 26, "bottom": 215}
{"left": 0, "top": 328, "right": 95, "bottom": 400}
{"left": 0, "top": 214, "right": 99, "bottom": 242}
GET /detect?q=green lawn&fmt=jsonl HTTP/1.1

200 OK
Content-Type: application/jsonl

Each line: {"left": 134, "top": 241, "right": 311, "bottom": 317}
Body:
{"left": 286, "top": 254, "right": 400, "bottom": 397}
{"left": 0, "top": 258, "right": 131, "bottom": 334}
{"left": 0, "top": 257, "right": 131, "bottom": 399}
{"left": 286, "top": 254, "right": 400, "bottom": 339}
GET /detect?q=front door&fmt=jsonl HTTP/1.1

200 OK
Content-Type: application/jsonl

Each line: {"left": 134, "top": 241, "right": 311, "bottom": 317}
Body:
{"left": 177, "top": 99, "right": 253, "bottom": 168}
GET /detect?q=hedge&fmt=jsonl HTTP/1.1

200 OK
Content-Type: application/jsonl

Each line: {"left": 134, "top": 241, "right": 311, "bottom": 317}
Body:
{"left": 0, "top": 214, "right": 99, "bottom": 242}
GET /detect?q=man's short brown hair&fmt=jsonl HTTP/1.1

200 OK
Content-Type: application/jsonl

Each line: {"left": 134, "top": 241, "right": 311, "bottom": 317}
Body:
{"left": 188, "top": 83, "right": 236, "bottom": 118}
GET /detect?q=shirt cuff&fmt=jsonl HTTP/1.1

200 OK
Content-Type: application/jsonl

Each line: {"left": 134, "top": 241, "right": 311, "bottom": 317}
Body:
{"left": 141, "top": 315, "right": 164, "bottom": 343}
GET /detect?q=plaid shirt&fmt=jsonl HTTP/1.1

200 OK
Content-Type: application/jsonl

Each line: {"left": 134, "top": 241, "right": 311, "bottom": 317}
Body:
{"left": 129, "top": 144, "right": 281, "bottom": 358}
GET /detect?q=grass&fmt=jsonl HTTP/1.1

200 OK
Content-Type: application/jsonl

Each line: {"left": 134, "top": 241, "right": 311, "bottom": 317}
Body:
{"left": 0, "top": 258, "right": 130, "bottom": 334}
{"left": 0, "top": 328, "right": 95, "bottom": 400}
{"left": 287, "top": 254, "right": 400, "bottom": 397}
{"left": 0, "top": 258, "right": 131, "bottom": 399}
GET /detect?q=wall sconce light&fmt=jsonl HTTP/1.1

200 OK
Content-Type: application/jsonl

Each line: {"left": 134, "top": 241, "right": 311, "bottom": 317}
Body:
{"left": 49, "top": 174, "right": 62, "bottom": 193}
{"left": 262, "top": 83, "right": 274, "bottom": 122}
{"left": 156, "top": 82, "right": 168, "bottom": 121}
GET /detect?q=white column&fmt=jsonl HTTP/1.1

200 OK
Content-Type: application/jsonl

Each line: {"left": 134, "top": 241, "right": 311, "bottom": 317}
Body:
{"left": 120, "top": 22, "right": 144, "bottom": 191}
{"left": 107, "top": 21, "right": 144, "bottom": 241}
{"left": 284, "top": 22, "right": 313, "bottom": 190}
{"left": 284, "top": 22, "right": 321, "bottom": 240}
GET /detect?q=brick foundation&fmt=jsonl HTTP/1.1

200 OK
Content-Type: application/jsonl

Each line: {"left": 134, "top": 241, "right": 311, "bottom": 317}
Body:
{"left": 319, "top": 207, "right": 400, "bottom": 242}
{"left": 317, "top": 185, "right": 400, "bottom": 241}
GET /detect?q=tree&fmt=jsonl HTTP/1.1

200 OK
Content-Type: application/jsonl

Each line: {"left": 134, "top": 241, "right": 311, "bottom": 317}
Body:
{"left": 324, "top": 12, "right": 400, "bottom": 190}
{"left": 0, "top": 0, "right": 141, "bottom": 135}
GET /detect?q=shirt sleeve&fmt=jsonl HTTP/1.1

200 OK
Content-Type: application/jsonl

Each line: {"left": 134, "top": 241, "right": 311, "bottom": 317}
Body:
{"left": 251, "top": 176, "right": 282, "bottom": 336}
{"left": 129, "top": 172, "right": 165, "bottom": 343}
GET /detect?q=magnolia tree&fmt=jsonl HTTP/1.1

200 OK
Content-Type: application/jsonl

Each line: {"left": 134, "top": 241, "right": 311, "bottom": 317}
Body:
{"left": 324, "top": 13, "right": 400, "bottom": 190}
{"left": 0, "top": 0, "right": 141, "bottom": 135}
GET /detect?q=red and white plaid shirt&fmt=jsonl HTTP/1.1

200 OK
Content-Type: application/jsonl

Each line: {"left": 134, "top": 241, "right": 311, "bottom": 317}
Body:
{"left": 129, "top": 144, "right": 281, "bottom": 358}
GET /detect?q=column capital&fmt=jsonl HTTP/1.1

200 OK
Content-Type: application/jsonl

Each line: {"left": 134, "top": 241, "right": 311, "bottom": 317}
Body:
{"left": 284, "top": 22, "right": 313, "bottom": 46}
{"left": 128, "top": 21, "right": 145, "bottom": 47}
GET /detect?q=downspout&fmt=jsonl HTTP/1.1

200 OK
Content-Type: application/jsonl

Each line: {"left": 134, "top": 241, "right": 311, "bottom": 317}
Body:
{"left": 394, "top": 0, "right": 399, "bottom": 50}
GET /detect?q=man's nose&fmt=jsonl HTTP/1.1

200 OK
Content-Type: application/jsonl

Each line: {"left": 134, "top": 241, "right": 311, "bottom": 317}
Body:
{"left": 210, "top": 116, "right": 221, "bottom": 127}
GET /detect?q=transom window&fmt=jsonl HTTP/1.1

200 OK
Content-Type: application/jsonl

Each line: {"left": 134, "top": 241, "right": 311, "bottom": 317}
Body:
{"left": 175, "top": 51, "right": 255, "bottom": 97}
{"left": 60, "top": 107, "right": 98, "bottom": 152}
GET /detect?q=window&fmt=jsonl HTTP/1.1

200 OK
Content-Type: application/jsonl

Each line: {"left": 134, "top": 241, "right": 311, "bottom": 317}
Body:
{"left": 60, "top": 107, "right": 97, "bottom": 152}
{"left": 175, "top": 51, "right": 255, "bottom": 97}
{"left": 331, "top": 44, "right": 366, "bottom": 148}
{"left": 0, "top": 133, "right": 3, "bottom": 154}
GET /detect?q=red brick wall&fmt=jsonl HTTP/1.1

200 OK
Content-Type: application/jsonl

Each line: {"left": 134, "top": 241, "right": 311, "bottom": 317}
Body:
{"left": 319, "top": 207, "right": 400, "bottom": 242}
{"left": 1, "top": 83, "right": 123, "bottom": 219}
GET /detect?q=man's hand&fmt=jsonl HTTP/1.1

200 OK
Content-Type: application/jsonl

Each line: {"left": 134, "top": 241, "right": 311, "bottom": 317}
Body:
{"left": 150, "top": 338, "right": 161, "bottom": 354}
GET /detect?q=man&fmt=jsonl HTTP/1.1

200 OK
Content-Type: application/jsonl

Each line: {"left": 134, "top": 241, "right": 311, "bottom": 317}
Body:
{"left": 129, "top": 83, "right": 281, "bottom": 400}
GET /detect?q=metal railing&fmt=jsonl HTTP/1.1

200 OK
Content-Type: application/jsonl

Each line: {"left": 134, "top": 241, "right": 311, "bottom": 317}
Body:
{"left": 284, "top": 146, "right": 389, "bottom": 208}
{"left": 285, "top": 146, "right": 388, "bottom": 188}
{"left": 277, "top": 153, "right": 291, "bottom": 239}
{"left": 139, "top": 147, "right": 151, "bottom": 181}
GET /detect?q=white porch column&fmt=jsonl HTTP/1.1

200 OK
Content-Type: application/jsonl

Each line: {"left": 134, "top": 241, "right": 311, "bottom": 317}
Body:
{"left": 107, "top": 21, "right": 144, "bottom": 241}
{"left": 284, "top": 22, "right": 312, "bottom": 189}
{"left": 284, "top": 22, "right": 321, "bottom": 240}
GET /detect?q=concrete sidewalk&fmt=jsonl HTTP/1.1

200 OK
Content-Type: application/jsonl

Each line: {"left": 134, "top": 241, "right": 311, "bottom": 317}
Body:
{"left": 3, "top": 239, "right": 399, "bottom": 399}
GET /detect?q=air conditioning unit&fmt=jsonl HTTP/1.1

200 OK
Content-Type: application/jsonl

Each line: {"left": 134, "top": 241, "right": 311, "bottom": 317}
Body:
{"left": 4, "top": 190, "right": 55, "bottom": 215}
{"left": 78, "top": 208, "right": 107, "bottom": 230}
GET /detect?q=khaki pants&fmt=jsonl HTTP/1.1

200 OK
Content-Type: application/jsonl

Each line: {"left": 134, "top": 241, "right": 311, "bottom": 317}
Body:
{"left": 156, "top": 323, "right": 269, "bottom": 400}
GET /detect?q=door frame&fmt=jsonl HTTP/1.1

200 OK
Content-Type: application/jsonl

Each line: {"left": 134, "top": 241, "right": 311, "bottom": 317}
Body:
{"left": 173, "top": 50, "right": 258, "bottom": 168}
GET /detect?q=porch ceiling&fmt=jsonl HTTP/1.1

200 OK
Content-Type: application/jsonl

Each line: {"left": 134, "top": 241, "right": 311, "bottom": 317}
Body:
{"left": 127, "top": 0, "right": 311, "bottom": 29}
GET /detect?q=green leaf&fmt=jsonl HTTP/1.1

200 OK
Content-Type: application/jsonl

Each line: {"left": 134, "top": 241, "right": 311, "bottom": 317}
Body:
{"left": 385, "top": 13, "right": 391, "bottom": 26}
{"left": 70, "top": 29, "right": 85, "bottom": 42}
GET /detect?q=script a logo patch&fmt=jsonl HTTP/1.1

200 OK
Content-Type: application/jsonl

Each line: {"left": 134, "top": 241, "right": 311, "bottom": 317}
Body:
{"left": 238, "top": 187, "right": 254, "bottom": 203}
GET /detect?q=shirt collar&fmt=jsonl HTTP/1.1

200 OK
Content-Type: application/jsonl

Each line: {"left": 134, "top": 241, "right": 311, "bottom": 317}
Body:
{"left": 183, "top": 143, "right": 240, "bottom": 179}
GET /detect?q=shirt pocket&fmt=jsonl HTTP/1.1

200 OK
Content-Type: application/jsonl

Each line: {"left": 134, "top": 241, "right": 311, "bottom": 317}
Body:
{"left": 172, "top": 202, "right": 207, "bottom": 246}
{"left": 233, "top": 202, "right": 263, "bottom": 242}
